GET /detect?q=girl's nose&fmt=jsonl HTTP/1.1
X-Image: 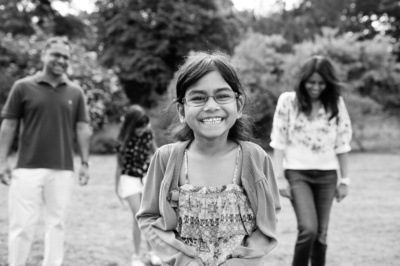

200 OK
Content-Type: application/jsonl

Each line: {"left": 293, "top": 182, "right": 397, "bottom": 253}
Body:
{"left": 203, "top": 96, "right": 220, "bottom": 110}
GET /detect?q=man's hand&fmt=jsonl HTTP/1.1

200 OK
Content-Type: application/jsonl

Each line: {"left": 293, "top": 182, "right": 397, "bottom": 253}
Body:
{"left": 79, "top": 165, "right": 89, "bottom": 186}
{"left": 0, "top": 163, "right": 12, "bottom": 186}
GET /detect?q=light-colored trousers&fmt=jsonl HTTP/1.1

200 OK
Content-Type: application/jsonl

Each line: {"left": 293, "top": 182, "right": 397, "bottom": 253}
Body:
{"left": 8, "top": 168, "right": 75, "bottom": 266}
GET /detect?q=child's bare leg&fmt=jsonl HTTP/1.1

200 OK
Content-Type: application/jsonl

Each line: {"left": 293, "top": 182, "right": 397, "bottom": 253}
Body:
{"left": 125, "top": 193, "right": 142, "bottom": 256}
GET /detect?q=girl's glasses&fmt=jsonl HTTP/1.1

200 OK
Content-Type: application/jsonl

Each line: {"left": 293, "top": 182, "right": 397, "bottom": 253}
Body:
{"left": 182, "top": 91, "right": 238, "bottom": 107}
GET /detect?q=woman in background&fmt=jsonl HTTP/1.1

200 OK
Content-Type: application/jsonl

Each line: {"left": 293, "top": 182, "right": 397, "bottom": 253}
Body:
{"left": 270, "top": 55, "right": 352, "bottom": 266}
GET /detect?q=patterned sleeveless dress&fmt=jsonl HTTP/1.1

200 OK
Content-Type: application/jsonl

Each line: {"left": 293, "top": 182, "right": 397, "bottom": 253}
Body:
{"left": 176, "top": 147, "right": 257, "bottom": 266}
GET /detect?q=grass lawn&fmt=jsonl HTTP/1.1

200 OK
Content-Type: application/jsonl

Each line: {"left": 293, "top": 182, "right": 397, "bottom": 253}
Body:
{"left": 1, "top": 152, "right": 399, "bottom": 266}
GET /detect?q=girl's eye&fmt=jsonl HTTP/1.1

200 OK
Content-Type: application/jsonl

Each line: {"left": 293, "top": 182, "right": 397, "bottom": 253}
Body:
{"left": 216, "top": 94, "right": 230, "bottom": 99}
{"left": 189, "top": 96, "right": 206, "bottom": 102}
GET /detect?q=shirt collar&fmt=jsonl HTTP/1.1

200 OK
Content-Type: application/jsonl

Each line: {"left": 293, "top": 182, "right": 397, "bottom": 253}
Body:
{"left": 34, "top": 71, "right": 69, "bottom": 87}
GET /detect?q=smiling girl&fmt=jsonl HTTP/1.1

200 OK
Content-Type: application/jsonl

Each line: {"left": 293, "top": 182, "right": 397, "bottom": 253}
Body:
{"left": 137, "top": 51, "right": 281, "bottom": 266}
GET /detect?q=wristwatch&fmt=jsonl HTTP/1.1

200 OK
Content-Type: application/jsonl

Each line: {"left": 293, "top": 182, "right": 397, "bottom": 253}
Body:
{"left": 81, "top": 161, "right": 90, "bottom": 167}
{"left": 339, "top": 177, "right": 351, "bottom": 186}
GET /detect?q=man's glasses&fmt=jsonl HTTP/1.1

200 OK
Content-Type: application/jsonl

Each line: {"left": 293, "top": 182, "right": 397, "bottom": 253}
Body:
{"left": 182, "top": 91, "right": 238, "bottom": 107}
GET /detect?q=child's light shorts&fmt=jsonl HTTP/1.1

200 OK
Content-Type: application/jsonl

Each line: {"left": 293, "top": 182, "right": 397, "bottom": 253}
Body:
{"left": 118, "top": 175, "right": 147, "bottom": 198}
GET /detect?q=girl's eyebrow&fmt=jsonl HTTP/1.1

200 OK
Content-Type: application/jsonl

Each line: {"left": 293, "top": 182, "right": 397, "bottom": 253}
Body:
{"left": 187, "top": 87, "right": 232, "bottom": 95}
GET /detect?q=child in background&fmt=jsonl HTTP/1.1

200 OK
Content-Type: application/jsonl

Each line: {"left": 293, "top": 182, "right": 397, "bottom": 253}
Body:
{"left": 137, "top": 51, "right": 281, "bottom": 266}
{"left": 115, "top": 104, "right": 161, "bottom": 266}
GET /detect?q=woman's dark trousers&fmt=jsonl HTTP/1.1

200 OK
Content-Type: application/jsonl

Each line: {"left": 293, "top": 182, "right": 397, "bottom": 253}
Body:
{"left": 286, "top": 170, "right": 337, "bottom": 266}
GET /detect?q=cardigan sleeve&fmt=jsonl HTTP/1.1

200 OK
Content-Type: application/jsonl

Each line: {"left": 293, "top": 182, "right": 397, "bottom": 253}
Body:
{"left": 334, "top": 97, "right": 352, "bottom": 154}
{"left": 228, "top": 150, "right": 281, "bottom": 265}
{"left": 136, "top": 146, "right": 199, "bottom": 266}
{"left": 270, "top": 92, "right": 292, "bottom": 150}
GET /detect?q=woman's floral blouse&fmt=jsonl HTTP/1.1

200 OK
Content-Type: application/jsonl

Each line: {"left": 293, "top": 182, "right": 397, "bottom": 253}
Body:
{"left": 270, "top": 92, "right": 352, "bottom": 170}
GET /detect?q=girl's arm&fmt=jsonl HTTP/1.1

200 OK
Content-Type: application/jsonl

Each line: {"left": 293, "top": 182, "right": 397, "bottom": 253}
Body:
{"left": 115, "top": 154, "right": 122, "bottom": 199}
{"left": 150, "top": 138, "right": 158, "bottom": 156}
{"left": 146, "top": 130, "right": 158, "bottom": 159}
{"left": 137, "top": 147, "right": 201, "bottom": 266}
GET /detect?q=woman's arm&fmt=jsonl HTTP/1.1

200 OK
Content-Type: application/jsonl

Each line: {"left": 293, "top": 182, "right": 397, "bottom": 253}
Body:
{"left": 335, "top": 97, "right": 352, "bottom": 202}
{"left": 337, "top": 152, "right": 349, "bottom": 178}
{"left": 336, "top": 152, "right": 350, "bottom": 202}
{"left": 273, "top": 148, "right": 291, "bottom": 199}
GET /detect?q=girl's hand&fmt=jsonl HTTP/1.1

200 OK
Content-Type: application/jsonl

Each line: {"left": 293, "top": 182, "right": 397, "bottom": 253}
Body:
{"left": 335, "top": 184, "right": 349, "bottom": 202}
{"left": 278, "top": 176, "right": 292, "bottom": 199}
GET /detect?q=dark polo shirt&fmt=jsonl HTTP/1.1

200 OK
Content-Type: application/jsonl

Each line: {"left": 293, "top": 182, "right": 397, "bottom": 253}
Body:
{"left": 1, "top": 72, "right": 89, "bottom": 171}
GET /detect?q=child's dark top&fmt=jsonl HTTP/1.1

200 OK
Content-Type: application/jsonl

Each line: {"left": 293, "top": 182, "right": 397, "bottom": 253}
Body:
{"left": 117, "top": 130, "right": 153, "bottom": 179}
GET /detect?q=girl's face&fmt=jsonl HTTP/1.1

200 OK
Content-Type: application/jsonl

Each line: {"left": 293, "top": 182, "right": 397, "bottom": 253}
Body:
{"left": 305, "top": 72, "right": 326, "bottom": 101}
{"left": 177, "top": 71, "right": 243, "bottom": 142}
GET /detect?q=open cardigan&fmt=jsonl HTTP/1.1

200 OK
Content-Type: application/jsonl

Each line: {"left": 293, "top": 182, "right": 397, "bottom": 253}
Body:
{"left": 137, "top": 140, "right": 281, "bottom": 266}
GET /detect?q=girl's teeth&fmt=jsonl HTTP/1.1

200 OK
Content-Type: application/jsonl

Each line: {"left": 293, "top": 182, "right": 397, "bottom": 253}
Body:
{"left": 203, "top": 118, "right": 222, "bottom": 124}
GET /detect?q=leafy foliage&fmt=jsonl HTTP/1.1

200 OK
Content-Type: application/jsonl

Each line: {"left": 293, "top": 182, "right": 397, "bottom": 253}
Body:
{"left": 0, "top": 0, "right": 127, "bottom": 132}
{"left": 246, "top": 0, "right": 400, "bottom": 57}
{"left": 0, "top": 0, "right": 88, "bottom": 39}
{"left": 232, "top": 33, "right": 288, "bottom": 145}
{"left": 94, "top": 0, "right": 242, "bottom": 106}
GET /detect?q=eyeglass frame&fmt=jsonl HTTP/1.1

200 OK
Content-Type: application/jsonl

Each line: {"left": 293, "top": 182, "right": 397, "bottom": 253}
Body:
{"left": 178, "top": 92, "right": 239, "bottom": 107}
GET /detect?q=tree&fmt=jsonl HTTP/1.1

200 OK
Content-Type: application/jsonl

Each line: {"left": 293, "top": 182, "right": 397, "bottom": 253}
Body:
{"left": 0, "top": 0, "right": 88, "bottom": 39}
{"left": 245, "top": 0, "right": 400, "bottom": 58}
{"left": 232, "top": 33, "right": 288, "bottom": 147}
{"left": 94, "top": 0, "right": 242, "bottom": 106}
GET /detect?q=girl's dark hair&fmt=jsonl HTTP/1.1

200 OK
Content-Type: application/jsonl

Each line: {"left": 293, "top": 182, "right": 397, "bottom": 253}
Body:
{"left": 170, "top": 51, "right": 255, "bottom": 142}
{"left": 295, "top": 55, "right": 342, "bottom": 120}
{"left": 118, "top": 105, "right": 149, "bottom": 148}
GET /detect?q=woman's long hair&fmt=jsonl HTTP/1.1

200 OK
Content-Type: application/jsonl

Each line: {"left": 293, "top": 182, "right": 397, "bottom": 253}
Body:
{"left": 118, "top": 105, "right": 149, "bottom": 152}
{"left": 295, "top": 55, "right": 342, "bottom": 120}
{"left": 169, "top": 51, "right": 255, "bottom": 142}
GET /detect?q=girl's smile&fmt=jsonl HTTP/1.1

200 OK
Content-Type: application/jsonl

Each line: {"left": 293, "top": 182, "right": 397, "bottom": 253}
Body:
{"left": 201, "top": 117, "right": 223, "bottom": 125}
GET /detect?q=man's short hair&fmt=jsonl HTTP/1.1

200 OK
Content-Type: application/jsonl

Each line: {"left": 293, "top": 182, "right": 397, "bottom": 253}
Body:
{"left": 44, "top": 36, "right": 71, "bottom": 51}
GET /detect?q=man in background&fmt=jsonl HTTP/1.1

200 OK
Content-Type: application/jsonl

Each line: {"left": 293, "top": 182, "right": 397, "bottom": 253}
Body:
{"left": 0, "top": 36, "right": 91, "bottom": 266}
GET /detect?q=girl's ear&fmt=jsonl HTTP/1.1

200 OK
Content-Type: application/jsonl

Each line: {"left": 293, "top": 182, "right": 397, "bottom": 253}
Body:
{"left": 176, "top": 103, "right": 185, "bottom": 123}
{"left": 236, "top": 95, "right": 244, "bottom": 119}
